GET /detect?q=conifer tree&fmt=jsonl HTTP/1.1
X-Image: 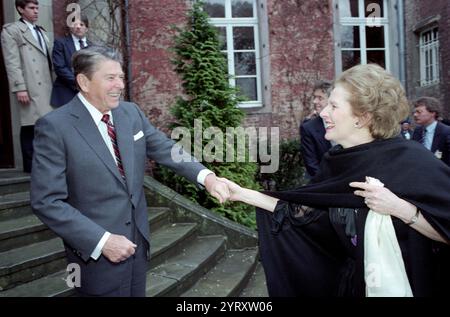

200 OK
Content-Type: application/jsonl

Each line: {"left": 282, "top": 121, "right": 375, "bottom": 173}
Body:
{"left": 157, "top": 1, "right": 260, "bottom": 228}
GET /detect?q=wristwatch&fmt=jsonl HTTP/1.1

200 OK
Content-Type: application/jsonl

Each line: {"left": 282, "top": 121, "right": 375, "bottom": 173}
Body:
{"left": 406, "top": 208, "right": 420, "bottom": 225}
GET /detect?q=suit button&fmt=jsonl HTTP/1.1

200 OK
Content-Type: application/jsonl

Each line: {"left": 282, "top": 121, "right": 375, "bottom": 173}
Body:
{"left": 38, "top": 82, "right": 41, "bottom": 85}
{"left": 125, "top": 221, "right": 131, "bottom": 226}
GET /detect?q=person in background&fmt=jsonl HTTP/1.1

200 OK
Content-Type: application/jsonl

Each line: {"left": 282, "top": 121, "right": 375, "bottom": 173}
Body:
{"left": 400, "top": 119, "right": 413, "bottom": 140}
{"left": 50, "top": 14, "right": 90, "bottom": 108}
{"left": 220, "top": 64, "right": 450, "bottom": 297}
{"left": 1, "top": 0, "right": 53, "bottom": 173}
{"left": 300, "top": 80, "right": 333, "bottom": 178}
{"left": 412, "top": 96, "right": 450, "bottom": 166}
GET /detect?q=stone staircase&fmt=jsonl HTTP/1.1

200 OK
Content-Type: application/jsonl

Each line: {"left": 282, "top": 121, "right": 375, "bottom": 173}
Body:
{"left": 0, "top": 169, "right": 267, "bottom": 297}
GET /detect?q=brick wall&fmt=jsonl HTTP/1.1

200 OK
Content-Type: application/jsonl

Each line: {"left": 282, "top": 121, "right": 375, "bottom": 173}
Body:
{"left": 404, "top": 0, "right": 450, "bottom": 119}
{"left": 128, "top": 0, "right": 189, "bottom": 134}
{"left": 51, "top": 0, "right": 336, "bottom": 140}
{"left": 249, "top": 0, "right": 335, "bottom": 140}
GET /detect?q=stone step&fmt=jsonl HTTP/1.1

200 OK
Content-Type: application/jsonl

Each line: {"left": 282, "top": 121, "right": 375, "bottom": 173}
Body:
{"left": 239, "top": 262, "right": 269, "bottom": 297}
{"left": 181, "top": 248, "right": 258, "bottom": 297}
{"left": 146, "top": 235, "right": 227, "bottom": 297}
{"left": 0, "top": 170, "right": 30, "bottom": 196}
{"left": 0, "top": 214, "right": 55, "bottom": 253}
{"left": 0, "top": 221, "right": 199, "bottom": 296}
{"left": 0, "top": 207, "right": 169, "bottom": 253}
{"left": 0, "top": 192, "right": 32, "bottom": 222}
{"left": 0, "top": 238, "right": 66, "bottom": 291}
{"left": 149, "top": 222, "right": 198, "bottom": 269}
{"left": 148, "top": 207, "right": 171, "bottom": 232}
{"left": 0, "top": 270, "right": 71, "bottom": 297}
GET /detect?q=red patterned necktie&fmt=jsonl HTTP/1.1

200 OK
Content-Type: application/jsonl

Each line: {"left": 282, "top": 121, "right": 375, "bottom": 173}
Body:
{"left": 101, "top": 114, "right": 126, "bottom": 180}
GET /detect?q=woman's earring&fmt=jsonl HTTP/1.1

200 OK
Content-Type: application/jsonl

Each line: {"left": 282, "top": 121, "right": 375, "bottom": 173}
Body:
{"left": 354, "top": 122, "right": 360, "bottom": 128}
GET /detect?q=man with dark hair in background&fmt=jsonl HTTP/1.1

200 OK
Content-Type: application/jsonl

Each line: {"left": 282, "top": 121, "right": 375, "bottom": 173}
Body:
{"left": 51, "top": 14, "right": 91, "bottom": 108}
{"left": 412, "top": 96, "right": 450, "bottom": 166}
{"left": 1, "top": 0, "right": 53, "bottom": 173}
{"left": 300, "top": 80, "right": 333, "bottom": 178}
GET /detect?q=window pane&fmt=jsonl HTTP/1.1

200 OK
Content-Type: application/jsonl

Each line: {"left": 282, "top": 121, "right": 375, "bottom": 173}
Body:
{"left": 366, "top": 26, "right": 384, "bottom": 48}
{"left": 236, "top": 78, "right": 257, "bottom": 100}
{"left": 342, "top": 50, "right": 361, "bottom": 70}
{"left": 234, "top": 52, "right": 256, "bottom": 75}
{"left": 339, "top": 0, "right": 359, "bottom": 18}
{"left": 365, "top": 0, "right": 384, "bottom": 18}
{"left": 341, "top": 26, "right": 360, "bottom": 48}
{"left": 204, "top": 0, "right": 225, "bottom": 18}
{"left": 233, "top": 27, "right": 255, "bottom": 50}
{"left": 232, "top": 0, "right": 254, "bottom": 18}
{"left": 216, "top": 27, "right": 227, "bottom": 50}
{"left": 367, "top": 50, "right": 385, "bottom": 68}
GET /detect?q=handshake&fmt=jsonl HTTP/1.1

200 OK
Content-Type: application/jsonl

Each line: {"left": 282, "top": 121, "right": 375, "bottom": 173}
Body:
{"left": 204, "top": 174, "right": 242, "bottom": 204}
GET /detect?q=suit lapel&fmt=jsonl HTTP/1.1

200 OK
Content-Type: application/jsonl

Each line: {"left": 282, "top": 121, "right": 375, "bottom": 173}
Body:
{"left": 112, "top": 105, "right": 134, "bottom": 193}
{"left": 68, "top": 97, "right": 126, "bottom": 187}
{"left": 431, "top": 123, "right": 441, "bottom": 153}
{"left": 65, "top": 36, "right": 76, "bottom": 57}
{"left": 19, "top": 21, "right": 46, "bottom": 55}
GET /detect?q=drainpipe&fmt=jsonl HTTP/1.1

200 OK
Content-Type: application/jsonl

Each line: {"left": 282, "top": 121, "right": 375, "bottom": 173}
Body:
{"left": 397, "top": 0, "right": 406, "bottom": 88}
{"left": 123, "top": 0, "right": 132, "bottom": 101}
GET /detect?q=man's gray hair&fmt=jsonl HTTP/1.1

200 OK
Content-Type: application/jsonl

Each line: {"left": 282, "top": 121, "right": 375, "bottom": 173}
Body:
{"left": 72, "top": 46, "right": 123, "bottom": 87}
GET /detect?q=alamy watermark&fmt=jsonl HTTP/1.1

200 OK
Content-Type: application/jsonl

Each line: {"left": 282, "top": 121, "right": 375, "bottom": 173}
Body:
{"left": 63, "top": 263, "right": 81, "bottom": 288}
{"left": 170, "top": 119, "right": 280, "bottom": 173}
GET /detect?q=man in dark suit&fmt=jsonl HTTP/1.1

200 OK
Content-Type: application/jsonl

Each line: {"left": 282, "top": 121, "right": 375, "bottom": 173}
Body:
{"left": 50, "top": 15, "right": 90, "bottom": 108}
{"left": 412, "top": 96, "right": 450, "bottom": 166}
{"left": 300, "top": 81, "right": 332, "bottom": 178}
{"left": 31, "top": 47, "right": 230, "bottom": 297}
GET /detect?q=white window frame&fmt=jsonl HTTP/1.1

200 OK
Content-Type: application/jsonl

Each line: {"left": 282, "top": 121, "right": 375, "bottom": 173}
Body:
{"left": 205, "top": 0, "right": 262, "bottom": 108}
{"left": 419, "top": 27, "right": 440, "bottom": 87}
{"left": 338, "top": 0, "right": 390, "bottom": 71}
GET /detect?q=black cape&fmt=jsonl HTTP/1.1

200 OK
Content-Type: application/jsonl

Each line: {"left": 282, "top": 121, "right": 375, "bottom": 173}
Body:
{"left": 257, "top": 137, "right": 450, "bottom": 297}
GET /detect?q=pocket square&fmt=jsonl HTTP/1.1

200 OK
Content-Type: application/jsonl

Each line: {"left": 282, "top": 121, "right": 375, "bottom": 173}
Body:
{"left": 134, "top": 131, "right": 144, "bottom": 141}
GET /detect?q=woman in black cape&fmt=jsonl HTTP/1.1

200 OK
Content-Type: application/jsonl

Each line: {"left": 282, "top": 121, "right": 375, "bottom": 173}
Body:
{"left": 221, "top": 64, "right": 450, "bottom": 297}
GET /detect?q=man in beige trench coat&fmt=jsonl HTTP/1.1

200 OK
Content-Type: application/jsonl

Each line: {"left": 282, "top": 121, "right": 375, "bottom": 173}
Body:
{"left": 1, "top": 0, "right": 53, "bottom": 172}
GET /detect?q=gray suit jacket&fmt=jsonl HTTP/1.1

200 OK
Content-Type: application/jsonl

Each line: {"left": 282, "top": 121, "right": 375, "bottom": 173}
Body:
{"left": 31, "top": 96, "right": 205, "bottom": 294}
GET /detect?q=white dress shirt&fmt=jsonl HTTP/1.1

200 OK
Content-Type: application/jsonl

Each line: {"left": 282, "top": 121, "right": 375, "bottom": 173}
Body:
{"left": 423, "top": 121, "right": 437, "bottom": 151}
{"left": 71, "top": 34, "right": 87, "bottom": 51}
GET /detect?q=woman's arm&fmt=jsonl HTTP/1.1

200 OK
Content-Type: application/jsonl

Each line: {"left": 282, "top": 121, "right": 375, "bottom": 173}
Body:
{"left": 350, "top": 181, "right": 449, "bottom": 244}
{"left": 219, "top": 178, "right": 279, "bottom": 212}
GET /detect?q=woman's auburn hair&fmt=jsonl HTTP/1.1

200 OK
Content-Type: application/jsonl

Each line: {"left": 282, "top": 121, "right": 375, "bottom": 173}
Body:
{"left": 335, "top": 64, "right": 410, "bottom": 139}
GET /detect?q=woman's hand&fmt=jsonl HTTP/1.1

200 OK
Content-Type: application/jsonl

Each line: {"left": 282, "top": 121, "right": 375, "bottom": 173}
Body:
{"left": 349, "top": 180, "right": 407, "bottom": 216}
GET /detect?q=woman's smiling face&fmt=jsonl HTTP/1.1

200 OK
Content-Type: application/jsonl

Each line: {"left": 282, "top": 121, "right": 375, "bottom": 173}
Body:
{"left": 320, "top": 84, "right": 362, "bottom": 148}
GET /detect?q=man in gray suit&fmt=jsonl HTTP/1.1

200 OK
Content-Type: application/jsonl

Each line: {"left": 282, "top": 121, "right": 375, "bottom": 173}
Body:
{"left": 1, "top": 0, "right": 53, "bottom": 172}
{"left": 31, "top": 46, "right": 230, "bottom": 297}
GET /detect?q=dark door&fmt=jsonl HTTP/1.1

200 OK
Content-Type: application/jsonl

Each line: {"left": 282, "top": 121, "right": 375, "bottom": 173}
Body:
{"left": 0, "top": 0, "right": 14, "bottom": 168}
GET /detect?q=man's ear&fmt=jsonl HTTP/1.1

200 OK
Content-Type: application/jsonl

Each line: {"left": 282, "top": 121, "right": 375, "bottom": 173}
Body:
{"left": 76, "top": 74, "right": 90, "bottom": 93}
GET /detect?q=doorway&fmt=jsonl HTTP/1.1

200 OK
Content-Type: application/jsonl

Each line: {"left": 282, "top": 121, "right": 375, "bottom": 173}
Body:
{"left": 0, "top": 0, "right": 14, "bottom": 168}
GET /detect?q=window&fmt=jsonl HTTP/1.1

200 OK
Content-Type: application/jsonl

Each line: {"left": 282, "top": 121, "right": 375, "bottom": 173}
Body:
{"left": 419, "top": 27, "right": 440, "bottom": 86}
{"left": 337, "top": 0, "right": 390, "bottom": 71}
{"left": 204, "top": 0, "right": 262, "bottom": 108}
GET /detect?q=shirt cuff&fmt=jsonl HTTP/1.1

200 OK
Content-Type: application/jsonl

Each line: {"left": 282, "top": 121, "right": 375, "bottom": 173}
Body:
{"left": 90, "top": 231, "right": 111, "bottom": 260}
{"left": 197, "top": 169, "right": 215, "bottom": 186}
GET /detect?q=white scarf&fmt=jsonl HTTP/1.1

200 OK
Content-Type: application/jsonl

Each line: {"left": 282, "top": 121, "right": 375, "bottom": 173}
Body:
{"left": 364, "top": 177, "right": 413, "bottom": 297}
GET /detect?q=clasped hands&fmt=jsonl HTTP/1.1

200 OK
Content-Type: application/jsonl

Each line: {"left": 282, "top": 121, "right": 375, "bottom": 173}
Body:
{"left": 204, "top": 174, "right": 242, "bottom": 204}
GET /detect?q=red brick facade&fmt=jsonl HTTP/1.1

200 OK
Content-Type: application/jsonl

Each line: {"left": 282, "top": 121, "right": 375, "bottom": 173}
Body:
{"left": 404, "top": 0, "right": 450, "bottom": 118}
{"left": 50, "top": 0, "right": 449, "bottom": 139}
